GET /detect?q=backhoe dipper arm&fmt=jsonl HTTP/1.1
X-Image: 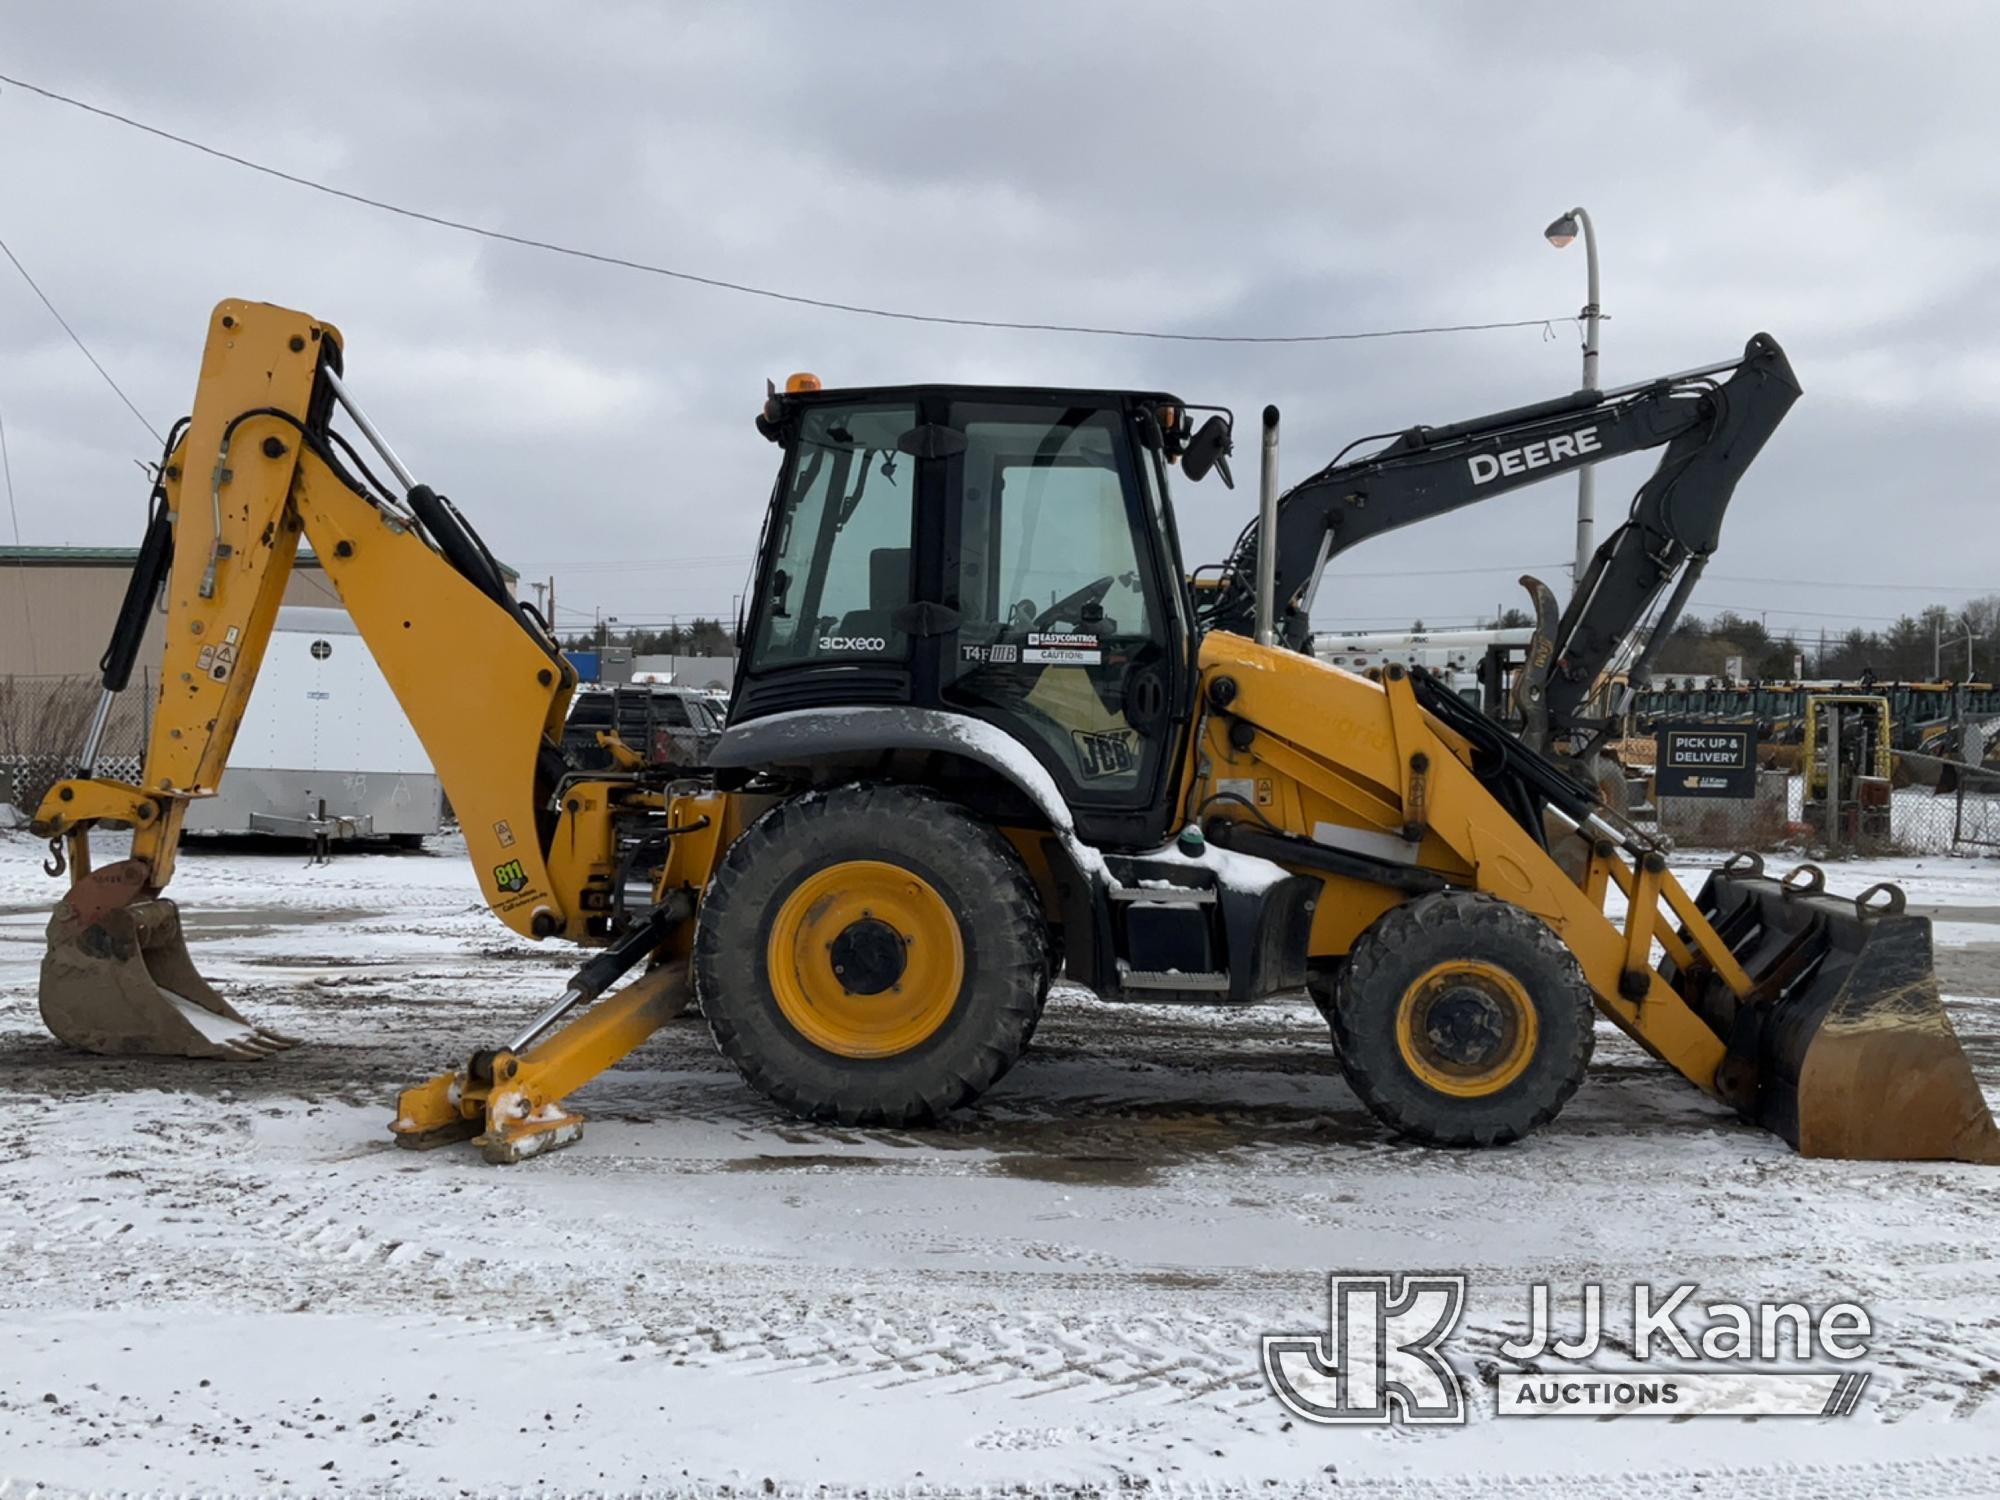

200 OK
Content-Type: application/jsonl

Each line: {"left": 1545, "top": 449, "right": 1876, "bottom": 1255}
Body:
{"left": 1543, "top": 336, "right": 1798, "bottom": 739}
{"left": 1204, "top": 334, "right": 1800, "bottom": 731}
{"left": 34, "top": 299, "right": 594, "bottom": 942}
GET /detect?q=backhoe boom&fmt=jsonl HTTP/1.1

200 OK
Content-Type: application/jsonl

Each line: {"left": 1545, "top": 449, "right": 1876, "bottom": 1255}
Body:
{"left": 31, "top": 300, "right": 644, "bottom": 1062}
{"left": 1202, "top": 334, "right": 1800, "bottom": 744}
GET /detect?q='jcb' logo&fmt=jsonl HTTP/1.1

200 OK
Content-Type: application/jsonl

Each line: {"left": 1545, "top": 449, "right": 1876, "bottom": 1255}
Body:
{"left": 493, "top": 859, "right": 529, "bottom": 894}
{"left": 1261, "top": 1274, "right": 1466, "bottom": 1424}
{"left": 1072, "top": 728, "right": 1138, "bottom": 780}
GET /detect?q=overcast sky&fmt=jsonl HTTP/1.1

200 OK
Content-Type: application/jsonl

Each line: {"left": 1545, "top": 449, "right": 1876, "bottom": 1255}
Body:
{"left": 1, "top": 2, "right": 1993, "bottom": 646}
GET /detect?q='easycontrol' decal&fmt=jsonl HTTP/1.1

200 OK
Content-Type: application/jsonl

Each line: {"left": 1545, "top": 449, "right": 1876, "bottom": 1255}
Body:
{"left": 1025, "top": 632, "right": 1102, "bottom": 665}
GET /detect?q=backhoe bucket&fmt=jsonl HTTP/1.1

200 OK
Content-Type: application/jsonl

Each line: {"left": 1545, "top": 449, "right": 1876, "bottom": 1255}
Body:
{"left": 1680, "top": 859, "right": 2000, "bottom": 1163}
{"left": 41, "top": 861, "right": 297, "bottom": 1061}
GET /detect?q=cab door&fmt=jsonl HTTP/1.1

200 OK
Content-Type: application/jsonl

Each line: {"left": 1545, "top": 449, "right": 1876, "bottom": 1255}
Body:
{"left": 938, "top": 397, "right": 1187, "bottom": 848}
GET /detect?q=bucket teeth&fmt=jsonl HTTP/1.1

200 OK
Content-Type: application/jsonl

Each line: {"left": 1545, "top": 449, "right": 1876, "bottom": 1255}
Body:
{"left": 1685, "top": 868, "right": 2000, "bottom": 1164}
{"left": 39, "top": 868, "right": 295, "bottom": 1062}
{"left": 218, "top": 1028, "right": 301, "bottom": 1060}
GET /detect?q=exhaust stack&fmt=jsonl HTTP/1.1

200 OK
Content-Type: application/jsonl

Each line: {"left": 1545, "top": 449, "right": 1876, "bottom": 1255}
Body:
{"left": 1255, "top": 405, "right": 1280, "bottom": 647}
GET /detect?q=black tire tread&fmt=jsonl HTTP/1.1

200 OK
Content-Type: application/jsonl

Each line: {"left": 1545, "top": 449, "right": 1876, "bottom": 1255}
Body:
{"left": 694, "top": 783, "right": 1049, "bottom": 1126}
{"left": 1331, "top": 890, "right": 1595, "bottom": 1147}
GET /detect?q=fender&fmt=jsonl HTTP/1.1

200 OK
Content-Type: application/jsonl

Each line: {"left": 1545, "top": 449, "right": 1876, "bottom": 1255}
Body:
{"left": 711, "top": 704, "right": 1120, "bottom": 981}
{"left": 710, "top": 705, "right": 1082, "bottom": 842}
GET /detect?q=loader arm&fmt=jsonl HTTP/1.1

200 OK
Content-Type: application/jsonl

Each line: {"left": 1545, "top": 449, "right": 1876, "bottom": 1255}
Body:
{"left": 1194, "top": 634, "right": 2000, "bottom": 1164}
{"left": 1201, "top": 333, "right": 1800, "bottom": 745}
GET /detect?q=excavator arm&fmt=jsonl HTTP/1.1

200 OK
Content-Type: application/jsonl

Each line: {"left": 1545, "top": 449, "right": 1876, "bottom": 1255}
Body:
{"left": 38, "top": 300, "right": 588, "bottom": 926}
{"left": 30, "top": 300, "right": 655, "bottom": 1067}
{"left": 1199, "top": 333, "right": 1801, "bottom": 745}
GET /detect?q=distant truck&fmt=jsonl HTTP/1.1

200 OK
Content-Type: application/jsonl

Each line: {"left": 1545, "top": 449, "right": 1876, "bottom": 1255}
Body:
{"left": 1313, "top": 626, "right": 1534, "bottom": 701}
{"left": 562, "top": 682, "right": 724, "bottom": 771}
{"left": 180, "top": 606, "right": 444, "bottom": 844}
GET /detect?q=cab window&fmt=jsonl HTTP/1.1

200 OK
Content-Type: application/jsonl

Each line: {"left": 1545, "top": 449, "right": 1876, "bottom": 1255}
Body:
{"left": 945, "top": 402, "right": 1171, "bottom": 799}
{"left": 749, "top": 402, "right": 918, "bottom": 668}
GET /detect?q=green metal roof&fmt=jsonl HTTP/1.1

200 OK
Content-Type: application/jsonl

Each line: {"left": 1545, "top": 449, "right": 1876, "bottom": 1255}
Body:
{"left": 0, "top": 543, "right": 518, "bottom": 580}
{"left": 1, "top": 545, "right": 188, "bottom": 565}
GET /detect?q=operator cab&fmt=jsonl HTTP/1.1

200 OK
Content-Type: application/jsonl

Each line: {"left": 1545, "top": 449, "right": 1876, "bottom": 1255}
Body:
{"left": 732, "top": 381, "right": 1226, "bottom": 847}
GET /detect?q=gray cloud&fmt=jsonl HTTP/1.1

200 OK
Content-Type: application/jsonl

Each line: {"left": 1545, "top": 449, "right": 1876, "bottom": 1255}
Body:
{"left": 1, "top": 0, "right": 1993, "bottom": 645}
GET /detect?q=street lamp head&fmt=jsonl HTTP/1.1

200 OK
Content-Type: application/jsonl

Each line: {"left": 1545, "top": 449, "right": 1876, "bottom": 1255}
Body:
{"left": 1544, "top": 212, "right": 1579, "bottom": 249}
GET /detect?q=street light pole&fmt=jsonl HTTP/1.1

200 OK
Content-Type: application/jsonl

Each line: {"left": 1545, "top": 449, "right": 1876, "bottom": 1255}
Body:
{"left": 1545, "top": 206, "right": 1602, "bottom": 595}
{"left": 1934, "top": 614, "right": 1975, "bottom": 681}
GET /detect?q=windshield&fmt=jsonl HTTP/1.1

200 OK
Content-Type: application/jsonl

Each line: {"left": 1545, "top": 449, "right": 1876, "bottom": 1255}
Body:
{"left": 749, "top": 402, "right": 918, "bottom": 669}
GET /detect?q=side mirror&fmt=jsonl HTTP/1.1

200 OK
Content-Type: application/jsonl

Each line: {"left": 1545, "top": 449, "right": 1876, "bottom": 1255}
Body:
{"left": 1180, "top": 414, "right": 1235, "bottom": 489}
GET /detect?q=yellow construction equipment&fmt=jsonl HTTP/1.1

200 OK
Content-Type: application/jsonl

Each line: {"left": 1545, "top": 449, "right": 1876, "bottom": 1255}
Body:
{"left": 1803, "top": 692, "right": 1895, "bottom": 847}
{"left": 30, "top": 299, "right": 1999, "bottom": 1166}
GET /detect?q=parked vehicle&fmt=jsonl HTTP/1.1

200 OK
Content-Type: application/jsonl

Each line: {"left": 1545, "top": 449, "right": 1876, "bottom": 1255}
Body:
{"left": 561, "top": 682, "right": 722, "bottom": 771}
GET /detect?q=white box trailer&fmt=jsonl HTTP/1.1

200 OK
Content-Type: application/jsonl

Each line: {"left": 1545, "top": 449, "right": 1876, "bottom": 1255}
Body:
{"left": 180, "top": 606, "right": 444, "bottom": 843}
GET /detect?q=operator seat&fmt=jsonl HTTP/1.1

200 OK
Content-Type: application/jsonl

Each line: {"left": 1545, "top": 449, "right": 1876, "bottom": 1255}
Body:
{"left": 832, "top": 547, "right": 911, "bottom": 643}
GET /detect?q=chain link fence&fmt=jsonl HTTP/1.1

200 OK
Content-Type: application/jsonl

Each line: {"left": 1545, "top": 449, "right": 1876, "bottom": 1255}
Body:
{"left": 1619, "top": 750, "right": 1996, "bottom": 858}
{"left": 0, "top": 674, "right": 150, "bottom": 818}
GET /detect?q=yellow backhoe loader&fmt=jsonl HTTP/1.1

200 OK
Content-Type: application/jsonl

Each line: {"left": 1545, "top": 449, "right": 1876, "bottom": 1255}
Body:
{"left": 29, "top": 300, "right": 2000, "bottom": 1167}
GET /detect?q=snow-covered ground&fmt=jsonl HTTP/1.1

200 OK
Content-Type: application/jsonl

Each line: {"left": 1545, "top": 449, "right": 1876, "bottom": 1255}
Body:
{"left": 3, "top": 830, "right": 2000, "bottom": 1497}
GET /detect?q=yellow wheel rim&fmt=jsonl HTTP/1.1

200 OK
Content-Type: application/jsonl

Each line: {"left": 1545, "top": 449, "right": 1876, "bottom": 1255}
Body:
{"left": 766, "top": 860, "right": 964, "bottom": 1059}
{"left": 1393, "top": 959, "right": 1538, "bottom": 1098}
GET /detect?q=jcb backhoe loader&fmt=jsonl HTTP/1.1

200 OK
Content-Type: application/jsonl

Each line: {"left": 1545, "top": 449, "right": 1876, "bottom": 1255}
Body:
{"left": 29, "top": 300, "right": 2000, "bottom": 1167}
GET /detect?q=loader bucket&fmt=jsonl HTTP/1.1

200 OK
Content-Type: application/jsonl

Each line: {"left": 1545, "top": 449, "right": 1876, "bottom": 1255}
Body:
{"left": 40, "top": 860, "right": 297, "bottom": 1060}
{"left": 1678, "top": 858, "right": 2000, "bottom": 1163}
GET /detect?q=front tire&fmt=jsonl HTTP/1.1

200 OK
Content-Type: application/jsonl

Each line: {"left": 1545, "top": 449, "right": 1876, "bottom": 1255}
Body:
{"left": 694, "top": 783, "right": 1049, "bottom": 1126}
{"left": 1331, "top": 892, "right": 1594, "bottom": 1147}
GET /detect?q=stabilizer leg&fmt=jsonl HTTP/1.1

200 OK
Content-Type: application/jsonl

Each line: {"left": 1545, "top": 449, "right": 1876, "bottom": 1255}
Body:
{"left": 392, "top": 959, "right": 691, "bottom": 1163}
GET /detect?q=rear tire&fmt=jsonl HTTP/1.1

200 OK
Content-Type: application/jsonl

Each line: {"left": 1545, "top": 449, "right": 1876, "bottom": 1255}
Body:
{"left": 695, "top": 783, "right": 1049, "bottom": 1126}
{"left": 1331, "top": 892, "right": 1594, "bottom": 1147}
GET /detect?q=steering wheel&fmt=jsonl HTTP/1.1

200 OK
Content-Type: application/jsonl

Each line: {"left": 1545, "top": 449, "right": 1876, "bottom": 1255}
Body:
{"left": 1033, "top": 575, "right": 1115, "bottom": 632}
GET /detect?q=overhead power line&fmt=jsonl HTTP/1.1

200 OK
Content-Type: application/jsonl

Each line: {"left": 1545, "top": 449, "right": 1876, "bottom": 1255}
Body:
{"left": 0, "top": 230, "right": 162, "bottom": 443}
{"left": 0, "top": 400, "right": 20, "bottom": 547}
{"left": 1687, "top": 599, "right": 1924, "bottom": 628}
{"left": 549, "top": 554, "right": 754, "bottom": 575}
{"left": 0, "top": 72, "right": 1580, "bottom": 348}
{"left": 0, "top": 396, "right": 38, "bottom": 672}
{"left": 1704, "top": 572, "right": 1997, "bottom": 596}
{"left": 1324, "top": 561, "right": 1568, "bottom": 582}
